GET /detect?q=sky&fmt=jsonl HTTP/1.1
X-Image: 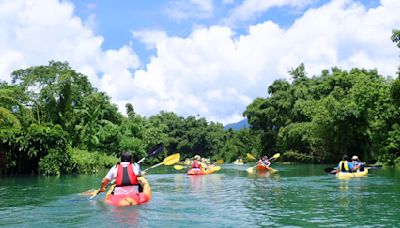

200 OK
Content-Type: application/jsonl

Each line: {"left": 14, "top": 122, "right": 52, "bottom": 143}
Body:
{"left": 0, "top": 0, "right": 399, "bottom": 125}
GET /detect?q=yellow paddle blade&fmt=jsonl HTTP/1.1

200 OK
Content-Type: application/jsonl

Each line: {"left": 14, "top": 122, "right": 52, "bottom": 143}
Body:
{"left": 247, "top": 153, "right": 256, "bottom": 161}
{"left": 272, "top": 153, "right": 280, "bottom": 159}
{"left": 81, "top": 189, "right": 97, "bottom": 196}
{"left": 211, "top": 166, "right": 221, "bottom": 171}
{"left": 88, "top": 189, "right": 100, "bottom": 200}
{"left": 215, "top": 159, "right": 224, "bottom": 164}
{"left": 246, "top": 166, "right": 255, "bottom": 174}
{"left": 269, "top": 167, "right": 278, "bottom": 173}
{"left": 163, "top": 153, "right": 180, "bottom": 165}
{"left": 174, "top": 165, "right": 186, "bottom": 170}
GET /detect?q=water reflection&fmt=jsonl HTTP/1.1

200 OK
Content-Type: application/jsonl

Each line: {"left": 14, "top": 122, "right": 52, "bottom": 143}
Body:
{"left": 108, "top": 207, "right": 140, "bottom": 225}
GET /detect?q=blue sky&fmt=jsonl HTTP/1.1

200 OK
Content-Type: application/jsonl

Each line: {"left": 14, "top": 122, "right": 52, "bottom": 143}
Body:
{"left": 0, "top": 0, "right": 398, "bottom": 124}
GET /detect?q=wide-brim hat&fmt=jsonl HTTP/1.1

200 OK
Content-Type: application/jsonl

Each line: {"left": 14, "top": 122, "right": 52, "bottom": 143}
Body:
{"left": 194, "top": 155, "right": 201, "bottom": 160}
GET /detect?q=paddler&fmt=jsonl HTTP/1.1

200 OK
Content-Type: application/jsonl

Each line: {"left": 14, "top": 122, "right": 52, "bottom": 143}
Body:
{"left": 332, "top": 155, "right": 361, "bottom": 174}
{"left": 98, "top": 151, "right": 143, "bottom": 194}
{"left": 191, "top": 155, "right": 202, "bottom": 170}
{"left": 258, "top": 155, "right": 271, "bottom": 167}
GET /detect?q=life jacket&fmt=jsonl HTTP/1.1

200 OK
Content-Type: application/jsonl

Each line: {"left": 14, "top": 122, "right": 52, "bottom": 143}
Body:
{"left": 339, "top": 161, "right": 350, "bottom": 172}
{"left": 115, "top": 163, "right": 138, "bottom": 187}
{"left": 191, "top": 160, "right": 200, "bottom": 168}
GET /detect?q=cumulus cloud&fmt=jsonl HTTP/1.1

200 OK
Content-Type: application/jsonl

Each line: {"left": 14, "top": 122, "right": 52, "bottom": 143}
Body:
{"left": 130, "top": 0, "right": 400, "bottom": 124}
{"left": 1, "top": 0, "right": 400, "bottom": 125}
{"left": 132, "top": 30, "right": 168, "bottom": 49}
{"left": 0, "top": 0, "right": 139, "bottom": 89}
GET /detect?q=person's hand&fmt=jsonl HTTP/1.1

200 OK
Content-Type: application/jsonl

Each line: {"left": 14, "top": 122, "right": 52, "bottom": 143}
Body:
{"left": 99, "top": 187, "right": 106, "bottom": 192}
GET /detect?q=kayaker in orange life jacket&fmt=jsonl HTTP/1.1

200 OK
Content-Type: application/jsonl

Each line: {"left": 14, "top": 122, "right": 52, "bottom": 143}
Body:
{"left": 98, "top": 151, "right": 142, "bottom": 193}
{"left": 191, "top": 155, "right": 202, "bottom": 170}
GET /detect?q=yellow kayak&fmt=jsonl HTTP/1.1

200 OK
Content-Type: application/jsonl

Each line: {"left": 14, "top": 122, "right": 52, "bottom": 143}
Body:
{"left": 233, "top": 160, "right": 244, "bottom": 165}
{"left": 337, "top": 168, "right": 368, "bottom": 178}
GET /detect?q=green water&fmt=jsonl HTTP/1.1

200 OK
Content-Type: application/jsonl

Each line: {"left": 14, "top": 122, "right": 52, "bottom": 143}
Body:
{"left": 0, "top": 164, "right": 399, "bottom": 227}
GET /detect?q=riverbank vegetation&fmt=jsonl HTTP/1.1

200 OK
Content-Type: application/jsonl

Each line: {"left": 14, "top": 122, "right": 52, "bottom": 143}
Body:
{"left": 1, "top": 30, "right": 399, "bottom": 175}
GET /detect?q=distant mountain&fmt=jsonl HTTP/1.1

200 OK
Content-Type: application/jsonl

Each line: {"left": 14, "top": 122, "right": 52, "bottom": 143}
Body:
{"left": 224, "top": 118, "right": 249, "bottom": 131}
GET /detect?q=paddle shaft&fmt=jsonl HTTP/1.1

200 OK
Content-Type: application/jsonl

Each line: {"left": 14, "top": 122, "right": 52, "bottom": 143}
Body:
{"left": 143, "top": 162, "right": 164, "bottom": 171}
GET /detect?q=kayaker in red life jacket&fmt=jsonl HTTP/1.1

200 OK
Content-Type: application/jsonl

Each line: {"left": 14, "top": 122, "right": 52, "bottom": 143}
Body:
{"left": 191, "top": 155, "right": 202, "bottom": 170}
{"left": 258, "top": 156, "right": 271, "bottom": 167}
{"left": 98, "top": 151, "right": 142, "bottom": 193}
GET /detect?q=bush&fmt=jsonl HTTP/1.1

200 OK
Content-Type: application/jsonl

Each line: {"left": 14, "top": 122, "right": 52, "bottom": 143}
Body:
{"left": 38, "top": 148, "right": 72, "bottom": 175}
{"left": 70, "top": 148, "right": 117, "bottom": 174}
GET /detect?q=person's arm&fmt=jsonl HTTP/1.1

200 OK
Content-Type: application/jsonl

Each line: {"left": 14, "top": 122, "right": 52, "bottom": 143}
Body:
{"left": 133, "top": 163, "right": 143, "bottom": 176}
{"left": 351, "top": 163, "right": 361, "bottom": 172}
{"left": 100, "top": 166, "right": 116, "bottom": 191}
{"left": 100, "top": 178, "right": 110, "bottom": 192}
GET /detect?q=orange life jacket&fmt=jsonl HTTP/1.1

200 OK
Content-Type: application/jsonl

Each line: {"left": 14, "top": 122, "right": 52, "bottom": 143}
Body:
{"left": 115, "top": 163, "right": 138, "bottom": 187}
{"left": 191, "top": 160, "right": 200, "bottom": 168}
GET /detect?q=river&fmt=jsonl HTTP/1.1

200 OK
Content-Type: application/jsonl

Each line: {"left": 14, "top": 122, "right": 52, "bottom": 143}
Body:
{"left": 0, "top": 164, "right": 399, "bottom": 227}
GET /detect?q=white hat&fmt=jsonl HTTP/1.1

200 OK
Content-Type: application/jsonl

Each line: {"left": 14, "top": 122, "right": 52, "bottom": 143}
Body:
{"left": 194, "top": 155, "right": 201, "bottom": 160}
{"left": 352, "top": 155, "right": 359, "bottom": 160}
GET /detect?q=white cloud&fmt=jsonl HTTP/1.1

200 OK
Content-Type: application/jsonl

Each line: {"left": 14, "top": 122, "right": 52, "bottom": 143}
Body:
{"left": 127, "top": 0, "right": 399, "bottom": 124}
{"left": 1, "top": 0, "right": 400, "bottom": 125}
{"left": 0, "top": 0, "right": 139, "bottom": 92}
{"left": 132, "top": 30, "right": 168, "bottom": 49}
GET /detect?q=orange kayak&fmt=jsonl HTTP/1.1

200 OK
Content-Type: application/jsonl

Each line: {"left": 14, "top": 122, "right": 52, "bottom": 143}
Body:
{"left": 256, "top": 164, "right": 276, "bottom": 172}
{"left": 105, "top": 177, "right": 151, "bottom": 206}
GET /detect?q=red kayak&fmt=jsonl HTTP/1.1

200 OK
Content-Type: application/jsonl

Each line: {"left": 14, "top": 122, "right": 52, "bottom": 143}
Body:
{"left": 105, "top": 177, "right": 152, "bottom": 207}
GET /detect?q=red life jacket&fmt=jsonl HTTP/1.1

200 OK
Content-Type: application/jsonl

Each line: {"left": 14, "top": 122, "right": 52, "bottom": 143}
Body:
{"left": 191, "top": 160, "right": 200, "bottom": 168}
{"left": 115, "top": 163, "right": 138, "bottom": 187}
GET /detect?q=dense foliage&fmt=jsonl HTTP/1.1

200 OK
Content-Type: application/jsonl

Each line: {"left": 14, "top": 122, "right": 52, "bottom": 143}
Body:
{"left": 1, "top": 30, "right": 399, "bottom": 175}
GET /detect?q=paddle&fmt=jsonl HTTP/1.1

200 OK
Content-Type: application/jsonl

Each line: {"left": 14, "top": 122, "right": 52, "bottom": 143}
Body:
{"left": 210, "top": 165, "right": 221, "bottom": 171}
{"left": 246, "top": 153, "right": 280, "bottom": 174}
{"left": 174, "top": 165, "right": 186, "bottom": 170}
{"left": 137, "top": 143, "right": 164, "bottom": 164}
{"left": 247, "top": 153, "right": 257, "bottom": 161}
{"left": 214, "top": 159, "right": 224, "bottom": 165}
{"left": 143, "top": 153, "right": 180, "bottom": 172}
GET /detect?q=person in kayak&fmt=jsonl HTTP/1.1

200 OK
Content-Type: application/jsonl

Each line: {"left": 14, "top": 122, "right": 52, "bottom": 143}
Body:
{"left": 351, "top": 155, "right": 365, "bottom": 171}
{"left": 258, "top": 156, "right": 271, "bottom": 167}
{"left": 191, "top": 155, "right": 202, "bottom": 170}
{"left": 333, "top": 155, "right": 361, "bottom": 173}
{"left": 200, "top": 157, "right": 209, "bottom": 170}
{"left": 98, "top": 151, "right": 142, "bottom": 193}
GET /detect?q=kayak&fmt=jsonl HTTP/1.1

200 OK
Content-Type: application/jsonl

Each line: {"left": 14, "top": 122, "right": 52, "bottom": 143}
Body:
{"left": 256, "top": 164, "right": 278, "bottom": 173}
{"left": 233, "top": 160, "right": 244, "bottom": 165}
{"left": 187, "top": 168, "right": 215, "bottom": 175}
{"left": 105, "top": 177, "right": 152, "bottom": 206}
{"left": 337, "top": 168, "right": 369, "bottom": 178}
